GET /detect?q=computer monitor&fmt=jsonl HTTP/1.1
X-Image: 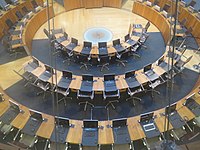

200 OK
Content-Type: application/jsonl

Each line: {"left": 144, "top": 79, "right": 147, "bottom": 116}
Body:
{"left": 113, "top": 39, "right": 120, "bottom": 46}
{"left": 62, "top": 70, "right": 72, "bottom": 79}
{"left": 9, "top": 99, "right": 20, "bottom": 112}
{"left": 83, "top": 120, "right": 98, "bottom": 128}
{"left": 55, "top": 116, "right": 70, "bottom": 127}
{"left": 104, "top": 74, "right": 115, "bottom": 81}
{"left": 165, "top": 103, "right": 177, "bottom": 115}
{"left": 124, "top": 34, "right": 130, "bottom": 42}
{"left": 113, "top": 118, "right": 127, "bottom": 128}
{"left": 44, "top": 64, "right": 54, "bottom": 74}
{"left": 71, "top": 37, "right": 78, "bottom": 45}
{"left": 82, "top": 74, "right": 93, "bottom": 81}
{"left": 29, "top": 109, "right": 43, "bottom": 121}
{"left": 83, "top": 41, "right": 92, "bottom": 48}
{"left": 184, "top": 93, "right": 195, "bottom": 106}
{"left": 143, "top": 64, "right": 152, "bottom": 72}
{"left": 125, "top": 70, "right": 135, "bottom": 78}
{"left": 157, "top": 56, "right": 165, "bottom": 65}
{"left": 32, "top": 56, "right": 39, "bottom": 66}
{"left": 140, "top": 112, "right": 154, "bottom": 123}
{"left": 98, "top": 42, "right": 107, "bottom": 48}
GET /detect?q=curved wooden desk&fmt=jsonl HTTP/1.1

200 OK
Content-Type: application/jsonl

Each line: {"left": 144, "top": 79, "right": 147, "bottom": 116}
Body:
{"left": 132, "top": 1, "right": 171, "bottom": 45}
{"left": 0, "top": 0, "right": 43, "bottom": 39}
{"left": 64, "top": 0, "right": 122, "bottom": 11}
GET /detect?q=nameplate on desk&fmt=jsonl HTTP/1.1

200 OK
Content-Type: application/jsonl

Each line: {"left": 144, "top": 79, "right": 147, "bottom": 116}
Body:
{"left": 154, "top": 5, "right": 161, "bottom": 12}
{"left": 146, "top": 1, "right": 152, "bottom": 7}
{"left": 179, "top": 1, "right": 186, "bottom": 7}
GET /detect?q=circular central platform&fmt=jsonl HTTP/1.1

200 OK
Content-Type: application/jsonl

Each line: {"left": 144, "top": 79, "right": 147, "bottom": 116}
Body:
{"left": 84, "top": 27, "right": 113, "bottom": 44}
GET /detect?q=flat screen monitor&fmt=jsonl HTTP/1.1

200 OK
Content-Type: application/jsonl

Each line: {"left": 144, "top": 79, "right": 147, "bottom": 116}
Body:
{"left": 165, "top": 103, "right": 177, "bottom": 115}
{"left": 29, "top": 109, "right": 43, "bottom": 121}
{"left": 104, "top": 74, "right": 115, "bottom": 81}
{"left": 125, "top": 70, "right": 135, "bottom": 78}
{"left": 124, "top": 34, "right": 130, "bottom": 42}
{"left": 158, "top": 56, "right": 165, "bottom": 65}
{"left": 98, "top": 42, "right": 107, "bottom": 48}
{"left": 144, "top": 64, "right": 152, "bottom": 72}
{"left": 184, "top": 93, "right": 195, "bottom": 106}
{"left": 71, "top": 37, "right": 78, "bottom": 45}
{"left": 62, "top": 70, "right": 72, "bottom": 79}
{"left": 113, "top": 39, "right": 120, "bottom": 46}
{"left": 9, "top": 99, "right": 20, "bottom": 112}
{"left": 83, "top": 120, "right": 98, "bottom": 128}
{"left": 64, "top": 32, "right": 68, "bottom": 39}
{"left": 82, "top": 74, "right": 93, "bottom": 81}
{"left": 84, "top": 41, "right": 92, "bottom": 48}
{"left": 140, "top": 112, "right": 154, "bottom": 123}
{"left": 55, "top": 116, "right": 70, "bottom": 127}
{"left": 44, "top": 64, "right": 54, "bottom": 74}
{"left": 113, "top": 118, "right": 127, "bottom": 128}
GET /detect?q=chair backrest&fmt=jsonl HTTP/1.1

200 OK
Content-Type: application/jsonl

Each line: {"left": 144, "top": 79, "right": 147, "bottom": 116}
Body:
{"left": 163, "top": 4, "right": 170, "bottom": 12}
{"left": 62, "top": 70, "right": 72, "bottom": 79}
{"left": 83, "top": 41, "right": 92, "bottom": 48}
{"left": 55, "top": 116, "right": 70, "bottom": 127}
{"left": 44, "top": 64, "right": 54, "bottom": 74}
{"left": 104, "top": 74, "right": 115, "bottom": 81}
{"left": 15, "top": 11, "right": 23, "bottom": 19}
{"left": 125, "top": 70, "right": 135, "bottom": 78}
{"left": 82, "top": 74, "right": 93, "bottom": 81}
{"left": 98, "top": 42, "right": 107, "bottom": 48}
{"left": 113, "top": 39, "right": 120, "bottom": 46}
{"left": 5, "top": 19, "right": 13, "bottom": 28}
{"left": 22, "top": 6, "right": 29, "bottom": 14}
{"left": 180, "top": 18, "right": 187, "bottom": 26}
{"left": 143, "top": 64, "right": 152, "bottom": 72}
{"left": 140, "top": 112, "right": 154, "bottom": 123}
{"left": 112, "top": 118, "right": 127, "bottom": 128}
{"left": 31, "top": 0, "right": 38, "bottom": 8}
{"left": 71, "top": 37, "right": 78, "bottom": 45}
{"left": 188, "top": 0, "right": 196, "bottom": 7}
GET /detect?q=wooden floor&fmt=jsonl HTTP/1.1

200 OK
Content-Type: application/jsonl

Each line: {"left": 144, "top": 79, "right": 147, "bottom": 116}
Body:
{"left": 34, "top": 7, "right": 158, "bottom": 44}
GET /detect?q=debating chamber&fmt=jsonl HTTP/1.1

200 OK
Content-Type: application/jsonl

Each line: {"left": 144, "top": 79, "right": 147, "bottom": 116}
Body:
{"left": 0, "top": 0, "right": 200, "bottom": 149}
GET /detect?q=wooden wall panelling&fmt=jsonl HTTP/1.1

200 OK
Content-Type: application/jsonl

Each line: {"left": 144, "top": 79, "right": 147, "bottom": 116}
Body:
{"left": 64, "top": 0, "right": 84, "bottom": 11}
{"left": 103, "top": 0, "right": 122, "bottom": 8}
{"left": 83, "top": 0, "right": 103, "bottom": 8}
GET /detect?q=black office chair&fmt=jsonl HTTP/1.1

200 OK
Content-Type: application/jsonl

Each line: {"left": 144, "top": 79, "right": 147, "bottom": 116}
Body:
{"left": 79, "top": 54, "right": 92, "bottom": 70}
{"left": 68, "top": 143, "right": 82, "bottom": 150}
{"left": 98, "top": 144, "right": 114, "bottom": 150}
{"left": 33, "top": 79, "right": 51, "bottom": 99}
{"left": 97, "top": 55, "right": 110, "bottom": 71}
{"left": 103, "top": 74, "right": 120, "bottom": 101}
{"left": 77, "top": 74, "right": 94, "bottom": 100}
{"left": 116, "top": 51, "right": 128, "bottom": 67}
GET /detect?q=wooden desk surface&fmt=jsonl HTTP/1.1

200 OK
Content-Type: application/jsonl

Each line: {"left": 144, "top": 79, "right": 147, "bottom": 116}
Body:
{"left": 135, "top": 71, "right": 150, "bottom": 84}
{"left": 154, "top": 109, "right": 173, "bottom": 133}
{"left": 69, "top": 76, "right": 82, "bottom": 90}
{"left": 93, "top": 77, "right": 104, "bottom": 91}
{"left": 98, "top": 121, "right": 114, "bottom": 144}
{"left": 66, "top": 120, "right": 83, "bottom": 144}
{"left": 115, "top": 75, "right": 128, "bottom": 90}
{"left": 11, "top": 105, "right": 29, "bottom": 130}
{"left": 127, "top": 116, "right": 146, "bottom": 141}
{"left": 0, "top": 100, "right": 9, "bottom": 117}
{"left": 36, "top": 114, "right": 55, "bottom": 139}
